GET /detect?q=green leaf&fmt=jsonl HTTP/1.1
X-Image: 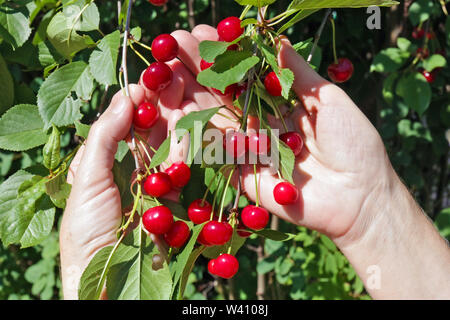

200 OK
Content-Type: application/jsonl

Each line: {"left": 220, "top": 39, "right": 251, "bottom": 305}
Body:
{"left": 290, "top": 0, "right": 399, "bottom": 9}
{"left": 422, "top": 54, "right": 447, "bottom": 72}
{"left": 74, "top": 120, "right": 91, "bottom": 139}
{"left": 234, "top": 0, "right": 277, "bottom": 7}
{"left": 46, "top": 11, "right": 92, "bottom": 59}
{"left": 45, "top": 171, "right": 71, "bottom": 209}
{"left": 370, "top": 48, "right": 409, "bottom": 73}
{"left": 0, "top": 54, "right": 14, "bottom": 114}
{"left": 65, "top": 2, "right": 100, "bottom": 32}
{"left": 293, "top": 39, "right": 322, "bottom": 69}
{"left": 78, "top": 246, "right": 114, "bottom": 300}
{"left": 106, "top": 224, "right": 172, "bottom": 300}
{"left": 175, "top": 107, "right": 220, "bottom": 141}
{"left": 130, "top": 26, "right": 142, "bottom": 41}
{"left": 278, "top": 9, "right": 319, "bottom": 34}
{"left": 0, "top": 4, "right": 32, "bottom": 49}
{"left": 396, "top": 37, "right": 414, "bottom": 53}
{"left": 197, "top": 52, "right": 259, "bottom": 93}
{"left": 37, "top": 61, "right": 94, "bottom": 129}
{"left": 279, "top": 68, "right": 294, "bottom": 99}
{"left": 112, "top": 149, "right": 135, "bottom": 209}
{"left": 408, "top": 0, "right": 437, "bottom": 26}
{"left": 435, "top": 208, "right": 450, "bottom": 240}
{"left": 278, "top": 138, "right": 295, "bottom": 184}
{"left": 202, "top": 230, "right": 246, "bottom": 259}
{"left": 0, "top": 104, "right": 49, "bottom": 151}
{"left": 43, "top": 125, "right": 61, "bottom": 171}
{"left": 396, "top": 72, "right": 431, "bottom": 116}
{"left": 254, "top": 229, "right": 296, "bottom": 241}
{"left": 89, "top": 30, "right": 120, "bottom": 86}
{"left": 149, "top": 133, "right": 171, "bottom": 169}
{"left": 198, "top": 40, "right": 230, "bottom": 63}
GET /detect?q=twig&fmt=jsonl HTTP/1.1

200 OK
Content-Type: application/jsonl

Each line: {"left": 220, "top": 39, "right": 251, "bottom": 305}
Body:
{"left": 307, "top": 9, "right": 331, "bottom": 64}
{"left": 187, "top": 0, "right": 196, "bottom": 30}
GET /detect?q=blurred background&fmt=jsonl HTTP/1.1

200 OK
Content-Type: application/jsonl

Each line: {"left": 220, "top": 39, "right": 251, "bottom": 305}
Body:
{"left": 0, "top": 0, "right": 448, "bottom": 300}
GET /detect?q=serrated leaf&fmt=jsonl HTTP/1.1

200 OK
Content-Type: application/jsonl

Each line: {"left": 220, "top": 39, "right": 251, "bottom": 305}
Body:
{"left": 0, "top": 4, "right": 32, "bottom": 49}
{"left": 43, "top": 124, "right": 61, "bottom": 170}
{"left": 37, "top": 61, "right": 94, "bottom": 129}
{"left": 74, "top": 120, "right": 91, "bottom": 139}
{"left": 0, "top": 104, "right": 48, "bottom": 151}
{"left": 175, "top": 107, "right": 220, "bottom": 141}
{"left": 198, "top": 40, "right": 230, "bottom": 63}
{"left": 130, "top": 27, "right": 142, "bottom": 41}
{"left": 64, "top": 2, "right": 100, "bottom": 32}
{"left": 0, "top": 54, "right": 14, "bottom": 114}
{"left": 290, "top": 0, "right": 399, "bottom": 9}
{"left": 106, "top": 224, "right": 172, "bottom": 300}
{"left": 278, "top": 9, "right": 319, "bottom": 34}
{"left": 112, "top": 149, "right": 135, "bottom": 209}
{"left": 149, "top": 133, "right": 171, "bottom": 169}
{"left": 279, "top": 68, "right": 294, "bottom": 99}
{"left": 89, "top": 30, "right": 120, "bottom": 86}
{"left": 396, "top": 72, "right": 431, "bottom": 116}
{"left": 278, "top": 139, "right": 295, "bottom": 184}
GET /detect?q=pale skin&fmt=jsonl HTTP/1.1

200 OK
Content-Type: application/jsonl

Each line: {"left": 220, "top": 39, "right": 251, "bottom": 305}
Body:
{"left": 60, "top": 25, "right": 450, "bottom": 300}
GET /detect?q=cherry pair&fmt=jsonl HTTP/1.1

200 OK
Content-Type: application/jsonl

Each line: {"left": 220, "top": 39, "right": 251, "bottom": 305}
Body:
{"left": 143, "top": 161, "right": 191, "bottom": 198}
{"left": 142, "top": 206, "right": 190, "bottom": 248}
{"left": 208, "top": 253, "right": 239, "bottom": 279}
{"left": 222, "top": 131, "right": 271, "bottom": 159}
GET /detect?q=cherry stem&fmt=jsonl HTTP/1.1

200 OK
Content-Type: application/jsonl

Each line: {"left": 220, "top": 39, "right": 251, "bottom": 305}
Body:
{"left": 129, "top": 41, "right": 150, "bottom": 66}
{"left": 308, "top": 9, "right": 331, "bottom": 64}
{"left": 211, "top": 173, "right": 224, "bottom": 220}
{"left": 329, "top": 16, "right": 338, "bottom": 65}
{"left": 232, "top": 166, "right": 242, "bottom": 210}
{"left": 132, "top": 38, "right": 152, "bottom": 51}
{"left": 253, "top": 163, "right": 259, "bottom": 207}
{"left": 202, "top": 164, "right": 230, "bottom": 206}
{"left": 239, "top": 5, "right": 251, "bottom": 20}
{"left": 218, "top": 167, "right": 235, "bottom": 223}
{"left": 120, "top": 173, "right": 143, "bottom": 233}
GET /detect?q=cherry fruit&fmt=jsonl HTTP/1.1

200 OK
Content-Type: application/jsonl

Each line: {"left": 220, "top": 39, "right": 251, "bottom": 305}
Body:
{"left": 241, "top": 205, "right": 269, "bottom": 230}
{"left": 208, "top": 258, "right": 217, "bottom": 275}
{"left": 264, "top": 71, "right": 282, "bottom": 97}
{"left": 188, "top": 199, "right": 212, "bottom": 224}
{"left": 200, "top": 59, "right": 214, "bottom": 71}
{"left": 248, "top": 132, "right": 271, "bottom": 156}
{"left": 143, "top": 172, "right": 172, "bottom": 198}
{"left": 164, "top": 220, "right": 190, "bottom": 248}
{"left": 143, "top": 206, "right": 173, "bottom": 235}
{"left": 273, "top": 182, "right": 299, "bottom": 205}
{"left": 149, "top": 0, "right": 167, "bottom": 6}
{"left": 412, "top": 27, "right": 425, "bottom": 39}
{"left": 142, "top": 62, "right": 173, "bottom": 91}
{"left": 133, "top": 102, "right": 159, "bottom": 130}
{"left": 236, "top": 220, "right": 252, "bottom": 238}
{"left": 280, "top": 132, "right": 303, "bottom": 157}
{"left": 213, "top": 254, "right": 239, "bottom": 279}
{"left": 217, "top": 17, "right": 243, "bottom": 42}
{"left": 223, "top": 130, "right": 247, "bottom": 159}
{"left": 202, "top": 221, "right": 232, "bottom": 245}
{"left": 165, "top": 161, "right": 191, "bottom": 188}
{"left": 327, "top": 58, "right": 354, "bottom": 83}
{"left": 151, "top": 34, "right": 179, "bottom": 62}
{"left": 420, "top": 69, "right": 436, "bottom": 83}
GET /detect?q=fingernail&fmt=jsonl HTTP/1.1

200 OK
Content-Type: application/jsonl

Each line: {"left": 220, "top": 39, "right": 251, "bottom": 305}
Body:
{"left": 111, "top": 97, "right": 129, "bottom": 115}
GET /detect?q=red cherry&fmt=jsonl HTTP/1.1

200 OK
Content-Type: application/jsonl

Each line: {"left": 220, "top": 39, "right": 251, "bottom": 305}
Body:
{"left": 237, "top": 219, "right": 252, "bottom": 238}
{"left": 142, "top": 62, "right": 173, "bottom": 91}
{"left": 426, "top": 32, "right": 435, "bottom": 40}
{"left": 420, "top": 69, "right": 435, "bottom": 83}
{"left": 212, "top": 84, "right": 237, "bottom": 96}
{"left": 200, "top": 59, "right": 214, "bottom": 71}
{"left": 223, "top": 130, "right": 247, "bottom": 159}
{"left": 241, "top": 205, "right": 269, "bottom": 230}
{"left": 264, "top": 71, "right": 282, "bottom": 96}
{"left": 143, "top": 206, "right": 173, "bottom": 235}
{"left": 202, "top": 221, "right": 232, "bottom": 245}
{"left": 280, "top": 132, "right": 303, "bottom": 157}
{"left": 214, "top": 254, "right": 239, "bottom": 279}
{"left": 164, "top": 220, "right": 190, "bottom": 248}
{"left": 151, "top": 34, "right": 179, "bottom": 62}
{"left": 247, "top": 132, "right": 271, "bottom": 156}
{"left": 217, "top": 17, "right": 243, "bottom": 42}
{"left": 416, "top": 47, "right": 430, "bottom": 59}
{"left": 273, "top": 182, "right": 299, "bottom": 205}
{"left": 165, "top": 161, "right": 191, "bottom": 188}
{"left": 327, "top": 58, "right": 354, "bottom": 83}
{"left": 149, "top": 0, "right": 167, "bottom": 6}
{"left": 143, "top": 172, "right": 172, "bottom": 198}
{"left": 412, "top": 27, "right": 425, "bottom": 39}
{"left": 188, "top": 199, "right": 212, "bottom": 224}
{"left": 133, "top": 102, "right": 159, "bottom": 130}
{"left": 208, "top": 259, "right": 217, "bottom": 275}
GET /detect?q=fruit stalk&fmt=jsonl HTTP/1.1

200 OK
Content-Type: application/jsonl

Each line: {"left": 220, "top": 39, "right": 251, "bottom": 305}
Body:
{"left": 307, "top": 8, "right": 331, "bottom": 64}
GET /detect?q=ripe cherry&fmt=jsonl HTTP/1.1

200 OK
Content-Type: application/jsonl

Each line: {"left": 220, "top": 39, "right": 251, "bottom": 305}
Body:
{"left": 208, "top": 258, "right": 217, "bottom": 275}
{"left": 273, "top": 182, "right": 299, "bottom": 205}
{"left": 149, "top": 0, "right": 167, "bottom": 6}
{"left": 143, "top": 172, "right": 172, "bottom": 198}
{"left": 133, "top": 102, "right": 159, "bottom": 130}
{"left": 143, "top": 205, "right": 173, "bottom": 235}
{"left": 164, "top": 220, "right": 190, "bottom": 248}
{"left": 202, "top": 221, "right": 232, "bottom": 245}
{"left": 327, "top": 58, "right": 354, "bottom": 83}
{"left": 212, "top": 84, "right": 237, "bottom": 96}
{"left": 151, "top": 34, "right": 179, "bottom": 62}
{"left": 165, "top": 161, "right": 191, "bottom": 188}
{"left": 280, "top": 132, "right": 303, "bottom": 157}
{"left": 200, "top": 59, "right": 214, "bottom": 71}
{"left": 247, "top": 132, "right": 271, "bottom": 156}
{"left": 213, "top": 254, "right": 239, "bottom": 279}
{"left": 420, "top": 69, "right": 436, "bottom": 83}
{"left": 223, "top": 130, "right": 247, "bottom": 159}
{"left": 241, "top": 205, "right": 269, "bottom": 230}
{"left": 188, "top": 199, "right": 212, "bottom": 224}
{"left": 412, "top": 27, "right": 425, "bottom": 39}
{"left": 142, "top": 62, "right": 173, "bottom": 91}
{"left": 236, "top": 220, "right": 252, "bottom": 238}
{"left": 264, "top": 71, "right": 282, "bottom": 97}
{"left": 217, "top": 17, "right": 243, "bottom": 42}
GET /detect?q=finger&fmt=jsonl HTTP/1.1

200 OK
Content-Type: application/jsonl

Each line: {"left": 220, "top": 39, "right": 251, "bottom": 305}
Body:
{"left": 278, "top": 38, "right": 333, "bottom": 113}
{"left": 171, "top": 30, "right": 202, "bottom": 76}
{"left": 191, "top": 24, "right": 218, "bottom": 42}
{"left": 138, "top": 71, "right": 160, "bottom": 106}
{"left": 67, "top": 144, "right": 85, "bottom": 185}
{"left": 166, "top": 109, "right": 189, "bottom": 166}
{"left": 158, "top": 69, "right": 185, "bottom": 110}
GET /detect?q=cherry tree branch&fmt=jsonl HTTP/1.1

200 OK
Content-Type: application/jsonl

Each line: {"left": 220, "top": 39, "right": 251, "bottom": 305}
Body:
{"left": 307, "top": 8, "right": 331, "bottom": 64}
